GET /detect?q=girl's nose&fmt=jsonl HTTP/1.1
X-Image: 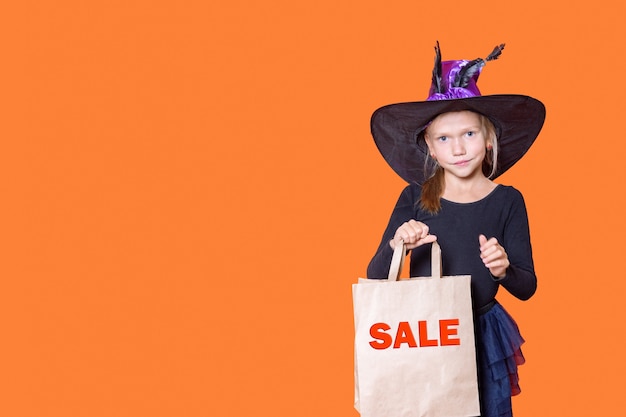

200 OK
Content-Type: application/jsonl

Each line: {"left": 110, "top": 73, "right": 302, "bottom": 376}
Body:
{"left": 452, "top": 139, "right": 466, "bottom": 155}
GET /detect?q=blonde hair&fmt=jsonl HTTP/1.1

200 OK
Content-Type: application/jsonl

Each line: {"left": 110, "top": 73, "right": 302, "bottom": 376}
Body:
{"left": 419, "top": 112, "right": 498, "bottom": 214}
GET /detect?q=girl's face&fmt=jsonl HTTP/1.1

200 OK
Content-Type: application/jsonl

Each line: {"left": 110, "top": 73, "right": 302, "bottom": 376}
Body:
{"left": 425, "top": 111, "right": 492, "bottom": 181}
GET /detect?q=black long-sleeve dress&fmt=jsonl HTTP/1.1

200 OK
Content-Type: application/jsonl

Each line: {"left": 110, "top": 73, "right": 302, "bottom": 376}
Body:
{"left": 367, "top": 183, "right": 536, "bottom": 417}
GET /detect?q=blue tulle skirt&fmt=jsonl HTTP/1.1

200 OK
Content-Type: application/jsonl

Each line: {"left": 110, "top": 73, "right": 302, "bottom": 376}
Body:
{"left": 475, "top": 301, "right": 526, "bottom": 417}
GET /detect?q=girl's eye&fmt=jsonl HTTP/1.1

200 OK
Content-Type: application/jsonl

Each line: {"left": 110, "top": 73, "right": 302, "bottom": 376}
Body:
{"left": 437, "top": 136, "right": 448, "bottom": 142}
{"left": 466, "top": 131, "right": 475, "bottom": 137}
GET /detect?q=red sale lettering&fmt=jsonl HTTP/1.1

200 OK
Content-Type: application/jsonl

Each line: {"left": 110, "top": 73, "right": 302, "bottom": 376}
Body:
{"left": 368, "top": 319, "right": 462, "bottom": 350}
{"left": 393, "top": 321, "right": 417, "bottom": 348}
{"left": 418, "top": 320, "right": 438, "bottom": 347}
{"left": 439, "top": 319, "right": 460, "bottom": 346}
{"left": 369, "top": 322, "right": 392, "bottom": 349}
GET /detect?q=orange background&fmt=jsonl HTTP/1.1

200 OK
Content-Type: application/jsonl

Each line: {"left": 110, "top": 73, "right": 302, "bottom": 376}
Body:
{"left": 0, "top": 1, "right": 624, "bottom": 416}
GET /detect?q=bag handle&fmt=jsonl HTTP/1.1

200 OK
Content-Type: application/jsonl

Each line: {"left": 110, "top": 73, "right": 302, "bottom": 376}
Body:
{"left": 387, "top": 240, "right": 442, "bottom": 281}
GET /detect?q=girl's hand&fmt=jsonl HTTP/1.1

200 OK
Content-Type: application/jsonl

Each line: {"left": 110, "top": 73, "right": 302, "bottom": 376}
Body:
{"left": 479, "top": 234, "right": 510, "bottom": 278}
{"left": 390, "top": 220, "right": 437, "bottom": 250}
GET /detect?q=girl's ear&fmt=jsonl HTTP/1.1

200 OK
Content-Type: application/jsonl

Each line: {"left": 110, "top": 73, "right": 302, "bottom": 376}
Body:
{"left": 424, "top": 135, "right": 433, "bottom": 153}
{"left": 487, "top": 131, "right": 497, "bottom": 150}
{"left": 425, "top": 141, "right": 436, "bottom": 159}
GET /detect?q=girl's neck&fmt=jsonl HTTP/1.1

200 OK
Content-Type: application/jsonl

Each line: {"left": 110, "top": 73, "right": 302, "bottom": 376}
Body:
{"left": 441, "top": 174, "right": 496, "bottom": 203}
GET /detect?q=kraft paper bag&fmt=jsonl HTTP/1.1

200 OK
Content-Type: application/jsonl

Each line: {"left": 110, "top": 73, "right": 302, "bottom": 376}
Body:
{"left": 353, "top": 241, "right": 480, "bottom": 417}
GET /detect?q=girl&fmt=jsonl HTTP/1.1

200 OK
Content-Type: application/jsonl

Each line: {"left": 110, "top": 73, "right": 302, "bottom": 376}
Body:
{"left": 366, "top": 43, "right": 545, "bottom": 416}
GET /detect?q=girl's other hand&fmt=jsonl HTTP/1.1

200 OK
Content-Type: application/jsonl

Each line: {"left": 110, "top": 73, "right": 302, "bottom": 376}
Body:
{"left": 390, "top": 220, "right": 437, "bottom": 250}
{"left": 479, "top": 234, "right": 510, "bottom": 278}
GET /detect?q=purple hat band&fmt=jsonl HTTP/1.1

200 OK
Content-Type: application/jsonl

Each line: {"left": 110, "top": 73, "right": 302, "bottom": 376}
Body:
{"left": 425, "top": 43, "right": 504, "bottom": 101}
{"left": 427, "top": 60, "right": 483, "bottom": 100}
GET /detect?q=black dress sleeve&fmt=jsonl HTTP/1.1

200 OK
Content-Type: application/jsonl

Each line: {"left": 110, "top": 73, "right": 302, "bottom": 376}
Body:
{"left": 366, "top": 185, "right": 419, "bottom": 279}
{"left": 496, "top": 188, "right": 537, "bottom": 300}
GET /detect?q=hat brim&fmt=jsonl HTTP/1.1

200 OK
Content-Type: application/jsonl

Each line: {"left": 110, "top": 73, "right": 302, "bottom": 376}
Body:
{"left": 371, "top": 94, "right": 546, "bottom": 184}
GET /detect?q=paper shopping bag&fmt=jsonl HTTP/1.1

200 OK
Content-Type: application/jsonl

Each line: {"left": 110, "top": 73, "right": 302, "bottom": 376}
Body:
{"left": 353, "top": 241, "right": 480, "bottom": 417}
